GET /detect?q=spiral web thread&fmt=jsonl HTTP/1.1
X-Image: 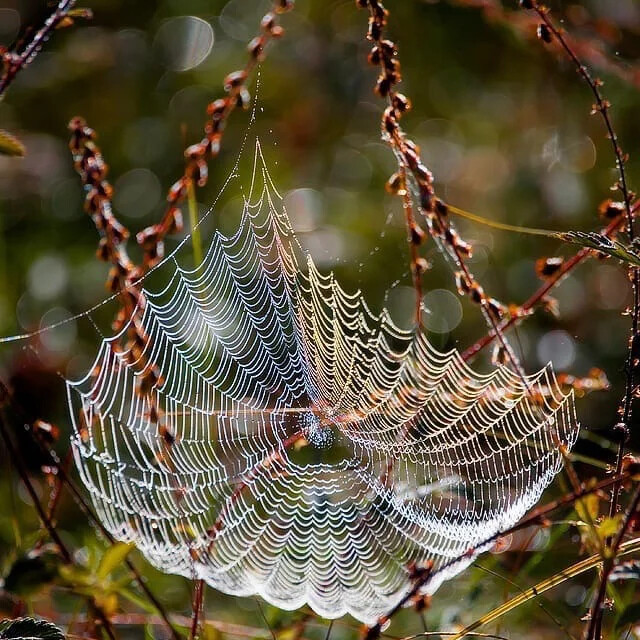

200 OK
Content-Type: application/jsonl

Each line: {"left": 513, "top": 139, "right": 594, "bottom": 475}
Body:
{"left": 67, "top": 141, "right": 579, "bottom": 624}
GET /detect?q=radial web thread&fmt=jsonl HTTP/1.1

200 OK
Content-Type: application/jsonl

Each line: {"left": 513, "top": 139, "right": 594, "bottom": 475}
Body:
{"left": 67, "top": 142, "right": 579, "bottom": 623}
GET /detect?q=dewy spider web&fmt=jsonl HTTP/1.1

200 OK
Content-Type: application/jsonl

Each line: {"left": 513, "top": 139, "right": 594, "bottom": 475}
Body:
{"left": 66, "top": 140, "right": 578, "bottom": 624}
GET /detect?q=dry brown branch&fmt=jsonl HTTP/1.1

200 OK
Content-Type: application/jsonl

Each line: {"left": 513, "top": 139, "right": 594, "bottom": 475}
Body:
{"left": 356, "top": 0, "right": 526, "bottom": 381}
{"left": 0, "top": 0, "right": 90, "bottom": 99}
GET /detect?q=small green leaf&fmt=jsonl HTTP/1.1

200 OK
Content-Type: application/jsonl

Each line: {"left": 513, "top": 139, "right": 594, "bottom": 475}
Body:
{"left": 0, "top": 130, "right": 26, "bottom": 157}
{"left": 559, "top": 231, "right": 640, "bottom": 267}
{"left": 597, "top": 515, "right": 622, "bottom": 541}
{"left": 96, "top": 542, "right": 134, "bottom": 579}
{"left": 0, "top": 617, "right": 65, "bottom": 640}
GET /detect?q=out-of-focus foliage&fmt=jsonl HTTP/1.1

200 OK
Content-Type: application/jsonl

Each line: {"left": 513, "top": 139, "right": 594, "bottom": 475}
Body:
{"left": 1, "top": 1, "right": 640, "bottom": 639}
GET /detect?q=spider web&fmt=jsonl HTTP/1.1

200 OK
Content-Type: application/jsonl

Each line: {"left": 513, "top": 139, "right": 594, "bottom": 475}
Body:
{"left": 66, "top": 140, "right": 578, "bottom": 624}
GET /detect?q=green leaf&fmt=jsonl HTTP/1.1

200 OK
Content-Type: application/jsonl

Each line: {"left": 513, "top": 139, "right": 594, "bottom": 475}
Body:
{"left": 0, "top": 617, "right": 64, "bottom": 640}
{"left": 0, "top": 130, "right": 26, "bottom": 157}
{"left": 96, "top": 542, "right": 134, "bottom": 579}
{"left": 597, "top": 515, "right": 622, "bottom": 541}
{"left": 559, "top": 231, "right": 640, "bottom": 267}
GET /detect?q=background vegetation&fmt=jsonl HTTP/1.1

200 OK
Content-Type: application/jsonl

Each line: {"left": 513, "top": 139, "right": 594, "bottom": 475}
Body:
{"left": 1, "top": 0, "right": 640, "bottom": 638}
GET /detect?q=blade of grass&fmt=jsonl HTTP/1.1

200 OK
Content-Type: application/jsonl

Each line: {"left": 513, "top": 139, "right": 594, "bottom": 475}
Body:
{"left": 187, "top": 179, "right": 203, "bottom": 267}
{"left": 448, "top": 204, "right": 640, "bottom": 266}
{"left": 449, "top": 537, "right": 640, "bottom": 640}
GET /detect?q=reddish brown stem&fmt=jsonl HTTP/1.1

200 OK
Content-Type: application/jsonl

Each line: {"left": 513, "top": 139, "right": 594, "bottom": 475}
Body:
{"left": 190, "top": 579, "right": 205, "bottom": 640}
{"left": 0, "top": 0, "right": 78, "bottom": 99}
{"left": 363, "top": 470, "right": 630, "bottom": 638}
{"left": 461, "top": 211, "right": 629, "bottom": 362}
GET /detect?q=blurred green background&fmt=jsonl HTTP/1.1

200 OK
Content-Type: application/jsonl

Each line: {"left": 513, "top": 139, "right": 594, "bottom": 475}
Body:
{"left": 1, "top": 0, "right": 640, "bottom": 638}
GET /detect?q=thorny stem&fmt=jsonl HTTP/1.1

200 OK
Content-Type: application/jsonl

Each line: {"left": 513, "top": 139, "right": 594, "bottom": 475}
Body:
{"left": 0, "top": 0, "right": 79, "bottom": 99}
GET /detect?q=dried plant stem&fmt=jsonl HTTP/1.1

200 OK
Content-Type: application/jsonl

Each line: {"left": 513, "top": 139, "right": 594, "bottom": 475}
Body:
{"left": 0, "top": 412, "right": 72, "bottom": 564}
{"left": 398, "top": 165, "right": 423, "bottom": 324}
{"left": 0, "top": 0, "right": 79, "bottom": 99}
{"left": 361, "top": 471, "right": 630, "bottom": 638}
{"left": 585, "top": 484, "right": 640, "bottom": 640}
{"left": 357, "top": 0, "right": 523, "bottom": 379}
{"left": 0, "top": 411, "right": 117, "bottom": 640}
{"left": 524, "top": 0, "right": 638, "bottom": 514}
{"left": 190, "top": 579, "right": 205, "bottom": 640}
{"left": 25, "top": 422, "right": 182, "bottom": 640}
{"left": 461, "top": 211, "right": 629, "bottom": 362}
{"left": 139, "top": 0, "right": 295, "bottom": 271}
{"left": 451, "top": 534, "right": 640, "bottom": 640}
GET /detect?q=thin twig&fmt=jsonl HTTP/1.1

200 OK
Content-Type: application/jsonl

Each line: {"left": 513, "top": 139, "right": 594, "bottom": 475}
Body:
{"left": 461, "top": 211, "right": 630, "bottom": 362}
{"left": 361, "top": 471, "right": 630, "bottom": 638}
{"left": 190, "top": 579, "right": 205, "bottom": 640}
{"left": 357, "top": 0, "right": 524, "bottom": 378}
{"left": 0, "top": 410, "right": 117, "bottom": 640}
{"left": 584, "top": 484, "right": 640, "bottom": 640}
{"left": 0, "top": 0, "right": 81, "bottom": 99}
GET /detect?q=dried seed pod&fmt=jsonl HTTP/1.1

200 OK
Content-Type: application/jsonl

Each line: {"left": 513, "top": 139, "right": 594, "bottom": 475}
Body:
{"left": 414, "top": 163, "right": 432, "bottom": 184}
{"left": 392, "top": 92, "right": 411, "bottom": 114}
{"left": 425, "top": 212, "right": 442, "bottom": 235}
{"left": 236, "top": 86, "right": 251, "bottom": 109}
{"left": 275, "top": 0, "right": 295, "bottom": 14}
{"left": 383, "top": 107, "right": 397, "bottom": 134}
{"left": 385, "top": 172, "right": 405, "bottom": 195}
{"left": 96, "top": 237, "right": 110, "bottom": 261}
{"left": 368, "top": 17, "right": 382, "bottom": 41}
{"left": 537, "top": 23, "right": 552, "bottom": 43}
{"left": 247, "top": 36, "right": 266, "bottom": 61}
{"left": 541, "top": 295, "right": 560, "bottom": 318}
{"left": 419, "top": 186, "right": 433, "bottom": 212}
{"left": 261, "top": 12, "right": 276, "bottom": 32}
{"left": 492, "top": 344, "right": 509, "bottom": 366}
{"left": 224, "top": 70, "right": 248, "bottom": 92}
{"left": 456, "top": 238, "right": 473, "bottom": 258}
{"left": 207, "top": 98, "right": 228, "bottom": 118}
{"left": 34, "top": 420, "right": 60, "bottom": 443}
{"left": 434, "top": 199, "right": 448, "bottom": 217}
{"left": 168, "top": 178, "right": 187, "bottom": 203}
{"left": 535, "top": 256, "right": 564, "bottom": 279}
{"left": 469, "top": 282, "right": 484, "bottom": 304}
{"left": 374, "top": 73, "right": 392, "bottom": 97}
{"left": 409, "top": 223, "right": 426, "bottom": 246}
{"left": 486, "top": 297, "right": 506, "bottom": 321}
{"left": 413, "top": 257, "right": 430, "bottom": 275}
{"left": 598, "top": 199, "right": 625, "bottom": 219}
{"left": 454, "top": 271, "right": 471, "bottom": 296}
{"left": 367, "top": 45, "right": 381, "bottom": 65}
